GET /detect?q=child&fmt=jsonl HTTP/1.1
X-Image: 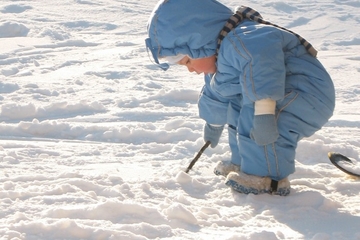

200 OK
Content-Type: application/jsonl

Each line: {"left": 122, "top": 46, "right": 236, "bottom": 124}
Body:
{"left": 146, "top": 0, "right": 335, "bottom": 196}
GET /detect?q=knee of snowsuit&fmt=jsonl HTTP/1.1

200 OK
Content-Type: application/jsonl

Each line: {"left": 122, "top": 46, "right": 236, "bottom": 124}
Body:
{"left": 237, "top": 89, "right": 334, "bottom": 181}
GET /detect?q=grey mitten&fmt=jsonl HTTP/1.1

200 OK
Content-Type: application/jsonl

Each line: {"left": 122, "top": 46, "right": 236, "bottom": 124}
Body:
{"left": 204, "top": 123, "right": 224, "bottom": 148}
{"left": 251, "top": 114, "right": 279, "bottom": 145}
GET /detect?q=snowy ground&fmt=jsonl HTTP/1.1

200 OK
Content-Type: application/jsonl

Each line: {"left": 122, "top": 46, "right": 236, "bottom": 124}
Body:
{"left": 0, "top": 0, "right": 359, "bottom": 239}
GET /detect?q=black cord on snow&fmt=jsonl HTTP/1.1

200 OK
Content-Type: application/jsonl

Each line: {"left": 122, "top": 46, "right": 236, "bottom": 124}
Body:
{"left": 328, "top": 152, "right": 360, "bottom": 178}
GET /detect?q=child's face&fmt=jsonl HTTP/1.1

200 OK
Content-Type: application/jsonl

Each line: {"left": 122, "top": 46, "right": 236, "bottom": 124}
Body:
{"left": 177, "top": 55, "right": 216, "bottom": 74}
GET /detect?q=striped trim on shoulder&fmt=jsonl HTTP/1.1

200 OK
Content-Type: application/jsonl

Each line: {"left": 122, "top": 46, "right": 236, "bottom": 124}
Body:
{"left": 216, "top": 6, "right": 318, "bottom": 58}
{"left": 216, "top": 13, "right": 244, "bottom": 57}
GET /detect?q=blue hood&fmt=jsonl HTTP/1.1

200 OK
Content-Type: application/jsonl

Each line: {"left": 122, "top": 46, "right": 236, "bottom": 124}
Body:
{"left": 147, "top": 0, "right": 232, "bottom": 60}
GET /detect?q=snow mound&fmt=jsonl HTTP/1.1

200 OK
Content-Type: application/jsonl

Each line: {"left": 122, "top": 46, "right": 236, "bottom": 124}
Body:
{"left": 0, "top": 22, "right": 29, "bottom": 38}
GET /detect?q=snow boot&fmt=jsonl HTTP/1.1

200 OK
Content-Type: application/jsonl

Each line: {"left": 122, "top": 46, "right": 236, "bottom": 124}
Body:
{"left": 213, "top": 160, "right": 241, "bottom": 177}
{"left": 225, "top": 171, "right": 290, "bottom": 196}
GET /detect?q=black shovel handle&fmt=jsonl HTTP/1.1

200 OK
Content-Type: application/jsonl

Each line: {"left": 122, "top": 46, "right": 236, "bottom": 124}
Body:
{"left": 185, "top": 141, "right": 211, "bottom": 173}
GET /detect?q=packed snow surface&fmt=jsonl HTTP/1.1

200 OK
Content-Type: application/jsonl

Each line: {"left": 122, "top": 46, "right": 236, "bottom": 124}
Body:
{"left": 0, "top": 0, "right": 359, "bottom": 239}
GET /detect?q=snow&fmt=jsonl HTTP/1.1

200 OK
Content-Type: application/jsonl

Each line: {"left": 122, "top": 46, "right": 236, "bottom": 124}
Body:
{"left": 0, "top": 0, "right": 359, "bottom": 239}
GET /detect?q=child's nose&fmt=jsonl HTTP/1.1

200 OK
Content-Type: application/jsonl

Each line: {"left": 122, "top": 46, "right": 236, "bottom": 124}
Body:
{"left": 187, "top": 66, "right": 195, "bottom": 73}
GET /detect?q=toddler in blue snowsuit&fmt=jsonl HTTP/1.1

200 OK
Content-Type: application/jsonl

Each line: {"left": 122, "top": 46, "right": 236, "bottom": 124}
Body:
{"left": 146, "top": 0, "right": 335, "bottom": 195}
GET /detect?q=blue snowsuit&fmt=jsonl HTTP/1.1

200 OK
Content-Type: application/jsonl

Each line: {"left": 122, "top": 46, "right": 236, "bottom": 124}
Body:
{"left": 147, "top": 0, "right": 335, "bottom": 180}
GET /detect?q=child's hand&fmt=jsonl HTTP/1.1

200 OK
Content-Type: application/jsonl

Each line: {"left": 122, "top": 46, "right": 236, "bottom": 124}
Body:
{"left": 250, "top": 114, "right": 279, "bottom": 145}
{"left": 204, "top": 123, "right": 224, "bottom": 148}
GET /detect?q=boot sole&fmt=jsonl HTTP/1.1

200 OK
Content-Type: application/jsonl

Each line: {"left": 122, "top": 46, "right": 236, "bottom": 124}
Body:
{"left": 225, "top": 179, "right": 290, "bottom": 196}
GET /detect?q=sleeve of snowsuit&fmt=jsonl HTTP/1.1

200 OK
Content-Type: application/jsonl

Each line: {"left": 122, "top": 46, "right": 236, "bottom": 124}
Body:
{"left": 198, "top": 74, "right": 229, "bottom": 125}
